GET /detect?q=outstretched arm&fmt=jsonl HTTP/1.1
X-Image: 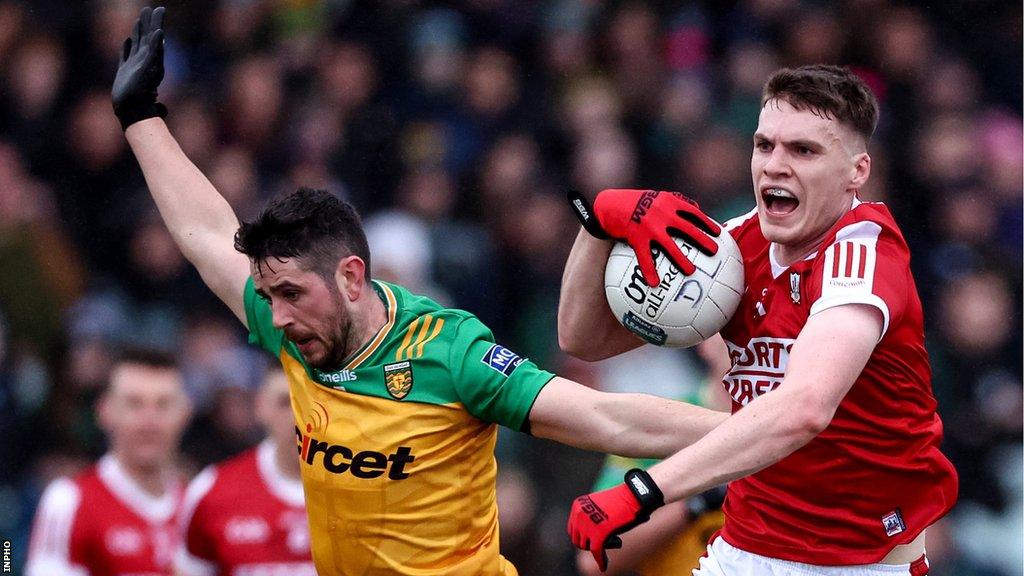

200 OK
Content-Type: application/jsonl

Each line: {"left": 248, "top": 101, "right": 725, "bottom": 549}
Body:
{"left": 126, "top": 119, "right": 250, "bottom": 324}
{"left": 528, "top": 376, "right": 728, "bottom": 458}
{"left": 114, "top": 8, "right": 249, "bottom": 325}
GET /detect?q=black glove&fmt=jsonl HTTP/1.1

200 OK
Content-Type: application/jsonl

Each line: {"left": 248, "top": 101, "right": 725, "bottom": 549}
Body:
{"left": 112, "top": 6, "right": 167, "bottom": 131}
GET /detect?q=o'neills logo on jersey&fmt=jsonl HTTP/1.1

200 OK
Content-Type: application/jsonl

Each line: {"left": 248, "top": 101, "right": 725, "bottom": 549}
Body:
{"left": 723, "top": 337, "right": 796, "bottom": 406}
{"left": 295, "top": 401, "right": 415, "bottom": 480}
{"left": 313, "top": 368, "right": 358, "bottom": 387}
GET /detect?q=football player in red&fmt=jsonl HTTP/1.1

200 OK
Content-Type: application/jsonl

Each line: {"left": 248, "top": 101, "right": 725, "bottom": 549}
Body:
{"left": 26, "top": 349, "right": 191, "bottom": 576}
{"left": 175, "top": 368, "right": 315, "bottom": 576}
{"left": 561, "top": 65, "right": 957, "bottom": 575}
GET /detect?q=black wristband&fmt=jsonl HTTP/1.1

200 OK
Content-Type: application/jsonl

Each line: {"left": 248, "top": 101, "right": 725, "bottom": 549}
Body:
{"left": 115, "top": 101, "right": 167, "bottom": 131}
{"left": 566, "top": 189, "right": 610, "bottom": 240}
{"left": 624, "top": 468, "right": 665, "bottom": 514}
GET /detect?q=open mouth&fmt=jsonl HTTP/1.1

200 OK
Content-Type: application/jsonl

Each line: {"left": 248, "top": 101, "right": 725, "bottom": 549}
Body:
{"left": 289, "top": 334, "right": 315, "bottom": 348}
{"left": 762, "top": 187, "right": 799, "bottom": 215}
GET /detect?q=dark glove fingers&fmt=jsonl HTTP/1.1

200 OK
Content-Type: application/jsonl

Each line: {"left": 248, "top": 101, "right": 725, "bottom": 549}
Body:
{"left": 148, "top": 28, "right": 164, "bottom": 55}
{"left": 121, "top": 37, "right": 132, "bottom": 62}
{"left": 131, "top": 10, "right": 145, "bottom": 54}
{"left": 139, "top": 6, "right": 152, "bottom": 36}
{"left": 655, "top": 237, "right": 697, "bottom": 276}
{"left": 605, "top": 535, "right": 623, "bottom": 549}
{"left": 151, "top": 6, "right": 165, "bottom": 32}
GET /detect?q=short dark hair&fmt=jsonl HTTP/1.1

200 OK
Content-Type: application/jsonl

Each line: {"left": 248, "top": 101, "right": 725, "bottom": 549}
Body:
{"left": 762, "top": 65, "right": 879, "bottom": 142}
{"left": 234, "top": 187, "right": 371, "bottom": 281}
{"left": 116, "top": 346, "right": 178, "bottom": 370}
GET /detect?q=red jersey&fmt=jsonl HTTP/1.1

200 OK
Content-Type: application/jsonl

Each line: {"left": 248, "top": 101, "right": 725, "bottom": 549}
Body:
{"left": 175, "top": 441, "right": 315, "bottom": 576}
{"left": 717, "top": 200, "right": 958, "bottom": 564}
{"left": 26, "top": 455, "right": 183, "bottom": 576}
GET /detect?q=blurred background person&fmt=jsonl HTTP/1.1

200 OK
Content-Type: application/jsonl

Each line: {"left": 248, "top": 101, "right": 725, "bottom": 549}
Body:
{"left": 24, "top": 349, "right": 191, "bottom": 576}
{"left": 175, "top": 368, "right": 314, "bottom": 576}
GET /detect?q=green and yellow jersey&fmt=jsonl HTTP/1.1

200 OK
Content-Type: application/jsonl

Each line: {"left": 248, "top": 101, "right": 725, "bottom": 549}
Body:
{"left": 244, "top": 278, "right": 554, "bottom": 575}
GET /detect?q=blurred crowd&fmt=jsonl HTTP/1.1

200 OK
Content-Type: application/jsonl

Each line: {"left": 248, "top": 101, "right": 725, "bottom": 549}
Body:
{"left": 0, "top": 0, "right": 1020, "bottom": 574}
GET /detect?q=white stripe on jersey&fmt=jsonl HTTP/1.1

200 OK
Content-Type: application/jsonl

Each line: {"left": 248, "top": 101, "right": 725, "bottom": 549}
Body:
{"left": 811, "top": 221, "right": 890, "bottom": 337}
{"left": 175, "top": 465, "right": 220, "bottom": 575}
{"left": 721, "top": 206, "right": 759, "bottom": 232}
{"left": 26, "top": 478, "right": 89, "bottom": 576}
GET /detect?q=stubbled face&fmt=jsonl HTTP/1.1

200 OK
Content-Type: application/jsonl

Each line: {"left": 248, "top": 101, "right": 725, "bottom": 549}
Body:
{"left": 256, "top": 369, "right": 295, "bottom": 451}
{"left": 252, "top": 257, "right": 351, "bottom": 370}
{"left": 100, "top": 364, "right": 190, "bottom": 471}
{"left": 751, "top": 98, "right": 869, "bottom": 261}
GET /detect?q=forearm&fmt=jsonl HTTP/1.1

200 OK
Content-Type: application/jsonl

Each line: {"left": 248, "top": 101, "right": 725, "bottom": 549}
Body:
{"left": 558, "top": 229, "right": 643, "bottom": 360}
{"left": 124, "top": 117, "right": 250, "bottom": 323}
{"left": 647, "top": 389, "right": 819, "bottom": 502}
{"left": 125, "top": 118, "right": 239, "bottom": 259}
{"left": 588, "top": 393, "right": 729, "bottom": 458}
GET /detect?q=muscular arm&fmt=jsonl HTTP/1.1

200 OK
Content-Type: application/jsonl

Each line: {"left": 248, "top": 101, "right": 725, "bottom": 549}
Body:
{"left": 558, "top": 229, "right": 645, "bottom": 360}
{"left": 646, "top": 304, "right": 883, "bottom": 502}
{"left": 528, "top": 377, "right": 728, "bottom": 458}
{"left": 125, "top": 118, "right": 250, "bottom": 325}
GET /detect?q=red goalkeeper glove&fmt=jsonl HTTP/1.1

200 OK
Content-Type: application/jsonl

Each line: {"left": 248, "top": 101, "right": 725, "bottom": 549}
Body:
{"left": 567, "top": 469, "right": 664, "bottom": 572}
{"left": 568, "top": 189, "right": 722, "bottom": 287}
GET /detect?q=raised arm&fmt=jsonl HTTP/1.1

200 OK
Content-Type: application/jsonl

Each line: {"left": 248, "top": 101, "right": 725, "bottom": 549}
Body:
{"left": 113, "top": 8, "right": 249, "bottom": 325}
{"left": 125, "top": 119, "right": 250, "bottom": 324}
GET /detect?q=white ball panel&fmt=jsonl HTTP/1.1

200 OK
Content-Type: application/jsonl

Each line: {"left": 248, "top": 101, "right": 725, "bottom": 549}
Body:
{"left": 603, "top": 221, "right": 745, "bottom": 348}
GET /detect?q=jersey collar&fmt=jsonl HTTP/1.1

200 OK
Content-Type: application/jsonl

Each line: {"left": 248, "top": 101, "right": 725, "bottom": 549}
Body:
{"left": 340, "top": 280, "right": 397, "bottom": 370}
{"left": 98, "top": 454, "right": 179, "bottom": 523}
{"left": 256, "top": 439, "right": 305, "bottom": 507}
{"left": 768, "top": 197, "right": 863, "bottom": 279}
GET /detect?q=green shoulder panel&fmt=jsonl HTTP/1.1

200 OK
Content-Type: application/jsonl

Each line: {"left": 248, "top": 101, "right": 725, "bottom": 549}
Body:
{"left": 444, "top": 313, "right": 555, "bottom": 430}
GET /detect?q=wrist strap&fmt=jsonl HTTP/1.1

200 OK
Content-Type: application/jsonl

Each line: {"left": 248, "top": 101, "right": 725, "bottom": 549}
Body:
{"left": 566, "top": 190, "right": 610, "bottom": 240}
{"left": 116, "top": 101, "right": 167, "bottom": 131}
{"left": 624, "top": 468, "right": 664, "bottom": 514}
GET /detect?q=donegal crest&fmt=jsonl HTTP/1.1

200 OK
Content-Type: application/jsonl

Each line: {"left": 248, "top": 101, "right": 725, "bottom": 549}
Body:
{"left": 383, "top": 361, "right": 414, "bottom": 399}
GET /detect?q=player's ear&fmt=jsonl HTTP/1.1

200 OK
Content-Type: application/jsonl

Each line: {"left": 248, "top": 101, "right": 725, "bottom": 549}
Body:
{"left": 849, "top": 152, "right": 871, "bottom": 190}
{"left": 334, "top": 255, "right": 367, "bottom": 301}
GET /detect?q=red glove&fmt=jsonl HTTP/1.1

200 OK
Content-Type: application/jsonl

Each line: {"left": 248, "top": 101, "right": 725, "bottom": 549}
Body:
{"left": 568, "top": 189, "right": 722, "bottom": 287}
{"left": 567, "top": 469, "right": 664, "bottom": 572}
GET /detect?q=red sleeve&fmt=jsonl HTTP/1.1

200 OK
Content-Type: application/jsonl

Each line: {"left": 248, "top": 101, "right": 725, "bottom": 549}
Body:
{"left": 808, "top": 219, "right": 909, "bottom": 338}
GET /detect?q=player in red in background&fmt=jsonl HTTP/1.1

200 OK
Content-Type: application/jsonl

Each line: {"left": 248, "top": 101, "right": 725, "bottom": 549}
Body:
{"left": 26, "top": 349, "right": 191, "bottom": 576}
{"left": 175, "top": 368, "right": 315, "bottom": 576}
{"left": 560, "top": 65, "right": 957, "bottom": 575}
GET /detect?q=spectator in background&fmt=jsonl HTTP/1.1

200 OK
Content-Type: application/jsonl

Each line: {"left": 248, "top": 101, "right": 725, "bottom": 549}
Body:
{"left": 176, "top": 368, "right": 314, "bottom": 576}
{"left": 26, "top": 349, "right": 191, "bottom": 576}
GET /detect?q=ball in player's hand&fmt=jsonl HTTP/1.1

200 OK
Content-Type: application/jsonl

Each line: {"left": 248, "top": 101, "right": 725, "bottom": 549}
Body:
{"left": 605, "top": 224, "right": 744, "bottom": 347}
